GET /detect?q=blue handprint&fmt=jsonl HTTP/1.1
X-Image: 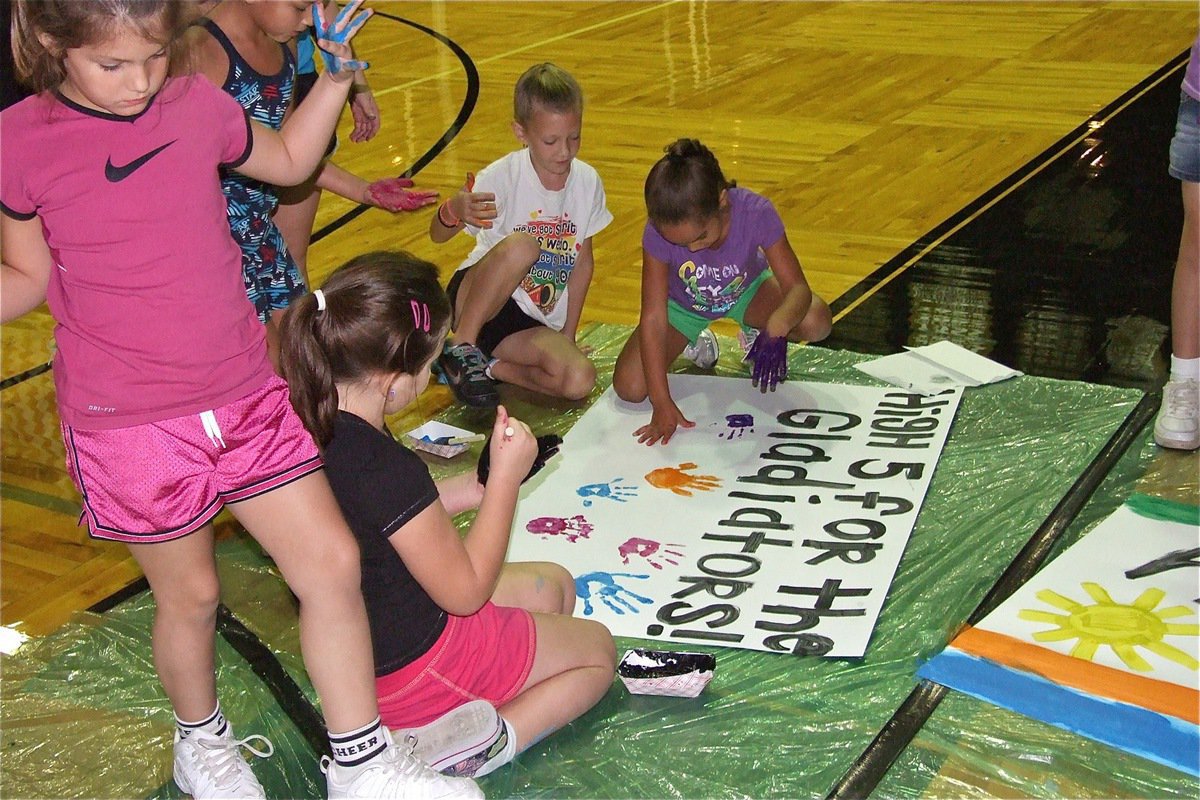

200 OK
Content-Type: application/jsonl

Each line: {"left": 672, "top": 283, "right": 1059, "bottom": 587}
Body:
{"left": 313, "top": 0, "right": 372, "bottom": 74}
{"left": 574, "top": 571, "right": 652, "bottom": 616}
{"left": 577, "top": 478, "right": 638, "bottom": 507}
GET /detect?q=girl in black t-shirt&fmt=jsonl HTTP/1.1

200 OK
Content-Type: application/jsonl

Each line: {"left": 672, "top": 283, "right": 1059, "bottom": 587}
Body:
{"left": 280, "top": 251, "right": 616, "bottom": 779}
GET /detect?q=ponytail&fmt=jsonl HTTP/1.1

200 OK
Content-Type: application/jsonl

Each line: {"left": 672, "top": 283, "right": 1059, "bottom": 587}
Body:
{"left": 277, "top": 252, "right": 451, "bottom": 447}
{"left": 644, "top": 137, "right": 732, "bottom": 226}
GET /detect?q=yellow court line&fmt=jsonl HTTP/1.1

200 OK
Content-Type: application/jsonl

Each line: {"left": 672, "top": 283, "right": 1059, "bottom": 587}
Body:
{"left": 831, "top": 64, "right": 1186, "bottom": 323}
{"left": 371, "top": 1, "right": 678, "bottom": 100}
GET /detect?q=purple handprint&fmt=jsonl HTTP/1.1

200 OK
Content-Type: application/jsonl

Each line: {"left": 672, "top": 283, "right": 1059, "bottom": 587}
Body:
{"left": 719, "top": 413, "right": 755, "bottom": 440}
{"left": 526, "top": 514, "right": 593, "bottom": 543}
{"left": 618, "top": 537, "right": 684, "bottom": 570}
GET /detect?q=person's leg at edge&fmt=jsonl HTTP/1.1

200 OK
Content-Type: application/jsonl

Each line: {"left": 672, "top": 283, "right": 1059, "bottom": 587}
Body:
{"left": 490, "top": 326, "right": 596, "bottom": 401}
{"left": 498, "top": 612, "right": 616, "bottom": 753}
{"left": 1172, "top": 179, "right": 1199, "bottom": 362}
{"left": 451, "top": 232, "right": 540, "bottom": 345}
{"left": 611, "top": 323, "right": 691, "bottom": 403}
{"left": 126, "top": 525, "right": 221, "bottom": 722}
{"left": 226, "top": 471, "right": 377, "bottom": 731}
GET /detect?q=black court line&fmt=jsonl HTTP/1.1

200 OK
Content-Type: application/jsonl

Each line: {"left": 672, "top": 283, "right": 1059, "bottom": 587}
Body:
{"left": 308, "top": 11, "right": 480, "bottom": 244}
{"left": 826, "top": 392, "right": 1160, "bottom": 799}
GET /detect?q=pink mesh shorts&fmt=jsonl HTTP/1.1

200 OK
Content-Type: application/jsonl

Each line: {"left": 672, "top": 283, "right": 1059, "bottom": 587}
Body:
{"left": 375, "top": 601, "right": 536, "bottom": 728}
{"left": 62, "top": 375, "right": 322, "bottom": 543}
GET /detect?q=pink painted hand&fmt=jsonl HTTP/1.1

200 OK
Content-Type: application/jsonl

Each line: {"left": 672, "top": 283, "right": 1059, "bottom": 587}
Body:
{"left": 365, "top": 177, "right": 439, "bottom": 212}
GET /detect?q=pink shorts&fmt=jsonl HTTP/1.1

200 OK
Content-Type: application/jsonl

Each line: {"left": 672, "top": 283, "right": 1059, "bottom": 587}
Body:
{"left": 375, "top": 601, "right": 536, "bottom": 728}
{"left": 62, "top": 375, "right": 322, "bottom": 543}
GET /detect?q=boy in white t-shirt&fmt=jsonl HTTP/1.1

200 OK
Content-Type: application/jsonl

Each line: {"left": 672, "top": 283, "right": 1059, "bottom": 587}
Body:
{"left": 429, "top": 63, "right": 612, "bottom": 407}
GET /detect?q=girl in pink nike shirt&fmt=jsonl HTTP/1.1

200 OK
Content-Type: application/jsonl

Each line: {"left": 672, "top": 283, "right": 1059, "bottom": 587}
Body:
{"left": 1, "top": 2, "right": 478, "bottom": 798}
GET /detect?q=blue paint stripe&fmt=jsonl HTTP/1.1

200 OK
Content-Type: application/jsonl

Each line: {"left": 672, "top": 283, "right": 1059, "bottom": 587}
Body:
{"left": 919, "top": 649, "right": 1199, "bottom": 776}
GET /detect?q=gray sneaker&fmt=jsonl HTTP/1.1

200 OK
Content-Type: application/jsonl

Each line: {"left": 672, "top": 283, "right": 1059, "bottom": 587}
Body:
{"left": 682, "top": 328, "right": 719, "bottom": 369}
{"left": 399, "top": 700, "right": 512, "bottom": 778}
{"left": 438, "top": 343, "right": 499, "bottom": 407}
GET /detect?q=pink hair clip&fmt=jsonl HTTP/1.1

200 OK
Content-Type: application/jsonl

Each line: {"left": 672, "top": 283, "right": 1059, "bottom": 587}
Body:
{"left": 410, "top": 300, "right": 430, "bottom": 332}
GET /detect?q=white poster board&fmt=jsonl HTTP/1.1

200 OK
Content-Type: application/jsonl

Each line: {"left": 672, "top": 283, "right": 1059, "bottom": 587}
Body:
{"left": 508, "top": 375, "right": 962, "bottom": 657}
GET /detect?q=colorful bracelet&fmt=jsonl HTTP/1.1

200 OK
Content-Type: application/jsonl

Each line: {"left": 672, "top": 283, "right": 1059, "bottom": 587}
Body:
{"left": 437, "top": 200, "right": 461, "bottom": 228}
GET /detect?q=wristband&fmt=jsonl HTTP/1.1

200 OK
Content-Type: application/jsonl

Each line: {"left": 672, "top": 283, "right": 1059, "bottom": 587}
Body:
{"left": 437, "top": 200, "right": 461, "bottom": 228}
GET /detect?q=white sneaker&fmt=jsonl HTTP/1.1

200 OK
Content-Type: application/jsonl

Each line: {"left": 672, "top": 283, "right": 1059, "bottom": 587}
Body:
{"left": 173, "top": 725, "right": 273, "bottom": 799}
{"left": 1154, "top": 378, "right": 1199, "bottom": 450}
{"left": 682, "top": 328, "right": 719, "bottom": 369}
{"left": 737, "top": 326, "right": 760, "bottom": 356}
{"left": 399, "top": 700, "right": 510, "bottom": 778}
{"left": 323, "top": 728, "right": 483, "bottom": 800}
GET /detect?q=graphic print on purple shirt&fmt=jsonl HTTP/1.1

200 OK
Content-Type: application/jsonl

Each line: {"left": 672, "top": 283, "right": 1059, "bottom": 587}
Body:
{"left": 642, "top": 187, "right": 786, "bottom": 320}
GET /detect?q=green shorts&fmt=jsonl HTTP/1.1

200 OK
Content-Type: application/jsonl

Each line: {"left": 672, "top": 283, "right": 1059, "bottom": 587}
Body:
{"left": 667, "top": 269, "right": 770, "bottom": 343}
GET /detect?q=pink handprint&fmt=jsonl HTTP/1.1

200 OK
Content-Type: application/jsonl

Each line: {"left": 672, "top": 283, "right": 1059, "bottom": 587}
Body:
{"left": 526, "top": 514, "right": 593, "bottom": 543}
{"left": 618, "top": 537, "right": 684, "bottom": 570}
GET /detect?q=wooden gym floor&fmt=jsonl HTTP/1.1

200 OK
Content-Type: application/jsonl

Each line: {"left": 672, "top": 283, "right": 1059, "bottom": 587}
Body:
{"left": 1, "top": 0, "right": 1196, "bottom": 655}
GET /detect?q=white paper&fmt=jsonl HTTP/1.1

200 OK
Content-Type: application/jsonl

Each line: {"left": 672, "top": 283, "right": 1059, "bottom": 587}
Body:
{"left": 405, "top": 420, "right": 476, "bottom": 458}
{"left": 855, "top": 340, "right": 1021, "bottom": 395}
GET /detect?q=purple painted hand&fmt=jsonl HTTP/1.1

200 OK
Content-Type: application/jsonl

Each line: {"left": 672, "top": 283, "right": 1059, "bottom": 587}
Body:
{"left": 745, "top": 333, "right": 787, "bottom": 391}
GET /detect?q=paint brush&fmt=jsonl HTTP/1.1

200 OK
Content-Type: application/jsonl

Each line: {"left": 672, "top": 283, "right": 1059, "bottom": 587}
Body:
{"left": 422, "top": 433, "right": 486, "bottom": 446}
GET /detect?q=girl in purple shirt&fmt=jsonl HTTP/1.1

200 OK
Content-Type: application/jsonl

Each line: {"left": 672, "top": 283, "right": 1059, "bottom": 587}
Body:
{"left": 613, "top": 138, "right": 832, "bottom": 445}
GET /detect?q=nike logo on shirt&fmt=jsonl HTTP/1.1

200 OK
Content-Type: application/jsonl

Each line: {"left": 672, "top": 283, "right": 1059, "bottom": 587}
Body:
{"left": 104, "top": 140, "right": 177, "bottom": 182}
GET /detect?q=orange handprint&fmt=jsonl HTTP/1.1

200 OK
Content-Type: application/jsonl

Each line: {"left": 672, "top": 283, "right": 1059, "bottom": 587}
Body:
{"left": 645, "top": 462, "right": 722, "bottom": 496}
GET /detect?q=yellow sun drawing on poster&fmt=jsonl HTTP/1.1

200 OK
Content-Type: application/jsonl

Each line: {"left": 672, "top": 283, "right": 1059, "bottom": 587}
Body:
{"left": 1018, "top": 582, "right": 1199, "bottom": 672}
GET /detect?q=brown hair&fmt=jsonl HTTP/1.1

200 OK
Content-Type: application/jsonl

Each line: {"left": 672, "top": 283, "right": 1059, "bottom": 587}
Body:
{"left": 278, "top": 252, "right": 452, "bottom": 446}
{"left": 11, "top": 0, "right": 190, "bottom": 94}
{"left": 644, "top": 138, "right": 734, "bottom": 226}
{"left": 513, "top": 62, "right": 582, "bottom": 125}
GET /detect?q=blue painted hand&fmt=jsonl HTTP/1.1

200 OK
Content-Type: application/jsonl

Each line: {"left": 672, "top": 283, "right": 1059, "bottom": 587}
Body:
{"left": 313, "top": 0, "right": 372, "bottom": 75}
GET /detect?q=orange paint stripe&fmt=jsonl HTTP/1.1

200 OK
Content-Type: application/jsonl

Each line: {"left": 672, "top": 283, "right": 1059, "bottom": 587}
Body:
{"left": 952, "top": 626, "right": 1199, "bottom": 725}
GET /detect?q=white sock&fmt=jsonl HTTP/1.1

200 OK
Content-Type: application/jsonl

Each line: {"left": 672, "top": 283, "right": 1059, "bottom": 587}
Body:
{"left": 176, "top": 702, "right": 226, "bottom": 740}
{"left": 329, "top": 716, "right": 388, "bottom": 769}
{"left": 1170, "top": 355, "right": 1199, "bottom": 382}
{"left": 473, "top": 717, "right": 518, "bottom": 778}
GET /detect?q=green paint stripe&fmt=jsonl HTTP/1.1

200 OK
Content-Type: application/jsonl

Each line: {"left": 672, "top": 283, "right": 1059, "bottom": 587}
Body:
{"left": 0, "top": 483, "right": 80, "bottom": 517}
{"left": 1127, "top": 492, "right": 1200, "bottom": 525}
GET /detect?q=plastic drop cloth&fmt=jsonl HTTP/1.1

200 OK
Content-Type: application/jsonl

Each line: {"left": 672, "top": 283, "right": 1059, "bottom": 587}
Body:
{"left": 2, "top": 323, "right": 1196, "bottom": 799}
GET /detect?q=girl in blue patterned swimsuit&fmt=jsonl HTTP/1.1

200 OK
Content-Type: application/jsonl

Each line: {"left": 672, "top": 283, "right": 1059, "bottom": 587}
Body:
{"left": 193, "top": 1, "right": 307, "bottom": 364}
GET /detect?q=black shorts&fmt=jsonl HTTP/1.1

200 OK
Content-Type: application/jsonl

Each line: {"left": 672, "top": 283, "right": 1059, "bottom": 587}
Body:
{"left": 446, "top": 268, "right": 543, "bottom": 356}
{"left": 294, "top": 71, "right": 337, "bottom": 158}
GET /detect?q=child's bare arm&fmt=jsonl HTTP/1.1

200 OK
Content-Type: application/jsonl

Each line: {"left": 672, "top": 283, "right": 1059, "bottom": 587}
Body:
{"left": 389, "top": 408, "right": 536, "bottom": 615}
{"left": 561, "top": 237, "right": 595, "bottom": 341}
{"left": 634, "top": 249, "right": 694, "bottom": 445}
{"left": 429, "top": 173, "right": 497, "bottom": 243}
{"left": 763, "top": 232, "right": 816, "bottom": 338}
{"left": 0, "top": 214, "right": 53, "bottom": 323}
{"left": 237, "top": 1, "right": 371, "bottom": 186}
{"left": 434, "top": 471, "right": 485, "bottom": 516}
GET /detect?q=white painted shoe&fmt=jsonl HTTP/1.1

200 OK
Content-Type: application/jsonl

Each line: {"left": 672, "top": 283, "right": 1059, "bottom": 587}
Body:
{"left": 173, "top": 725, "right": 272, "bottom": 799}
{"left": 682, "top": 328, "right": 719, "bottom": 369}
{"left": 398, "top": 700, "right": 510, "bottom": 778}
{"left": 323, "top": 728, "right": 483, "bottom": 799}
{"left": 1154, "top": 378, "right": 1199, "bottom": 450}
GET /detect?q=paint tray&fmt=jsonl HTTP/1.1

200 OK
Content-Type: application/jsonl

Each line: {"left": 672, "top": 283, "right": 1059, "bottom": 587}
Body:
{"left": 617, "top": 649, "right": 716, "bottom": 698}
{"left": 405, "top": 421, "right": 477, "bottom": 459}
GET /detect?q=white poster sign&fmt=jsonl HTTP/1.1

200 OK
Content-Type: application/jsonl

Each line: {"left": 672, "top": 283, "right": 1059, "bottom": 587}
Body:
{"left": 508, "top": 375, "right": 962, "bottom": 657}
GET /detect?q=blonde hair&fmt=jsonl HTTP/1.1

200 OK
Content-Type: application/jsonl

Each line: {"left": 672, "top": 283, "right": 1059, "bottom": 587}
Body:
{"left": 11, "top": 0, "right": 188, "bottom": 94}
{"left": 513, "top": 62, "right": 582, "bottom": 124}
